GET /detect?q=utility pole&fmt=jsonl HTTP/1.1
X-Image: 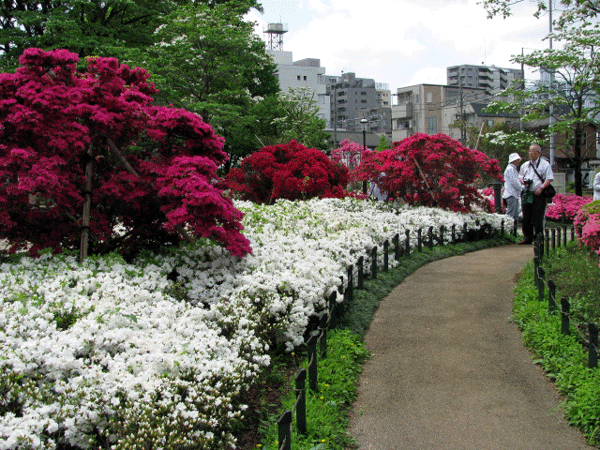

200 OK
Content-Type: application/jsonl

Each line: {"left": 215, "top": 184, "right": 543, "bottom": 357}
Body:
{"left": 549, "top": 0, "right": 555, "bottom": 165}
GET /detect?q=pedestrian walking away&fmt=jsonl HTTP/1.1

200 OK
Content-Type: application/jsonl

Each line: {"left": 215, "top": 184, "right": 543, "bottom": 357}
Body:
{"left": 518, "top": 144, "right": 554, "bottom": 245}
{"left": 502, "top": 152, "right": 523, "bottom": 231}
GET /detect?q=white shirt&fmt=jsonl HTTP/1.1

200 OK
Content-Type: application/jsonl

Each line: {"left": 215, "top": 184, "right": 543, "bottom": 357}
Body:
{"left": 502, "top": 163, "right": 523, "bottom": 199}
{"left": 519, "top": 157, "right": 554, "bottom": 192}
{"left": 594, "top": 172, "right": 600, "bottom": 201}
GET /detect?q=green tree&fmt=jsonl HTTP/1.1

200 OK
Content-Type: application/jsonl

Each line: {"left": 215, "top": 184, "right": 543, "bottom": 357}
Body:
{"left": 272, "top": 87, "right": 330, "bottom": 151}
{"left": 124, "top": 2, "right": 280, "bottom": 170}
{"left": 486, "top": 24, "right": 600, "bottom": 195}
{"left": 0, "top": 0, "right": 263, "bottom": 71}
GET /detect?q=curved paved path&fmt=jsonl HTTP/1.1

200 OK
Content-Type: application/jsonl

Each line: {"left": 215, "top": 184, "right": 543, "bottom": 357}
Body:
{"left": 348, "top": 245, "right": 594, "bottom": 450}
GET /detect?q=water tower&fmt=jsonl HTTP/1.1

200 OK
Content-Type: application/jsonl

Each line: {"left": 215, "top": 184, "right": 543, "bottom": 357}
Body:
{"left": 263, "top": 23, "right": 288, "bottom": 51}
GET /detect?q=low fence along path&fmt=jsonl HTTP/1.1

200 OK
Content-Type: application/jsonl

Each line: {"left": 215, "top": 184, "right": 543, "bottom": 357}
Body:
{"left": 348, "top": 245, "right": 594, "bottom": 450}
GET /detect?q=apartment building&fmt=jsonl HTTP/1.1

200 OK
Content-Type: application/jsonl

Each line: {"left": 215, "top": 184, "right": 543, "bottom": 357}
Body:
{"left": 447, "top": 64, "right": 524, "bottom": 92}
{"left": 391, "top": 84, "right": 493, "bottom": 142}
{"left": 267, "top": 50, "right": 330, "bottom": 124}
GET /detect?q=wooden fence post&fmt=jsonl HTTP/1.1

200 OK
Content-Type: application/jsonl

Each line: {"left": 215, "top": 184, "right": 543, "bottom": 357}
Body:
{"left": 278, "top": 410, "right": 292, "bottom": 450}
{"left": 307, "top": 332, "right": 319, "bottom": 392}
{"left": 295, "top": 369, "right": 307, "bottom": 435}
{"left": 383, "top": 240, "right": 389, "bottom": 272}
{"left": 428, "top": 226, "right": 434, "bottom": 249}
{"left": 548, "top": 280, "right": 556, "bottom": 315}
{"left": 393, "top": 233, "right": 400, "bottom": 261}
{"left": 561, "top": 297, "right": 570, "bottom": 335}
{"left": 537, "top": 267, "right": 545, "bottom": 303}
{"left": 371, "top": 246, "right": 378, "bottom": 279}
{"left": 589, "top": 323, "right": 598, "bottom": 369}
{"left": 357, "top": 257, "right": 364, "bottom": 290}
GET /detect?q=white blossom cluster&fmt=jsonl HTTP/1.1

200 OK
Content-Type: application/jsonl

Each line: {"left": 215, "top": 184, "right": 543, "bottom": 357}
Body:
{"left": 0, "top": 198, "right": 507, "bottom": 449}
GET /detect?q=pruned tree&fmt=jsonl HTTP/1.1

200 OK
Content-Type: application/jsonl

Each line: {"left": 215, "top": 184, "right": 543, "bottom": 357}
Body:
{"left": 0, "top": 48, "right": 251, "bottom": 260}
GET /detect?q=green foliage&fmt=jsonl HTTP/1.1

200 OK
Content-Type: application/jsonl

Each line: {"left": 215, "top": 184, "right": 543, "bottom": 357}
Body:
{"left": 259, "top": 329, "right": 369, "bottom": 450}
{"left": 513, "top": 245, "right": 600, "bottom": 445}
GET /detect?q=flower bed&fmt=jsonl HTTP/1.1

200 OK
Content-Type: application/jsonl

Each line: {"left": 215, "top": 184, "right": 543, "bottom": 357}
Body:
{"left": 0, "top": 198, "right": 507, "bottom": 449}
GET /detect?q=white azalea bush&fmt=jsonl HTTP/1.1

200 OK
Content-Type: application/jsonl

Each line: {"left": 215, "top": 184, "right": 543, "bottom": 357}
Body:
{"left": 0, "top": 198, "right": 508, "bottom": 449}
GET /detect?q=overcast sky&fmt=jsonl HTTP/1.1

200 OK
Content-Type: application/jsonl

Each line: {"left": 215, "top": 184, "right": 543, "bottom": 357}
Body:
{"left": 246, "top": 0, "right": 556, "bottom": 91}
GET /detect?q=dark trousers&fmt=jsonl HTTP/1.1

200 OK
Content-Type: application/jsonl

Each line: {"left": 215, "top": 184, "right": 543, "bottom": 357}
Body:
{"left": 521, "top": 193, "right": 546, "bottom": 241}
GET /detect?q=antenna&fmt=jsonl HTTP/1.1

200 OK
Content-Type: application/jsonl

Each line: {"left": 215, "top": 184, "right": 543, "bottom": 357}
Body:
{"left": 263, "top": 23, "right": 288, "bottom": 51}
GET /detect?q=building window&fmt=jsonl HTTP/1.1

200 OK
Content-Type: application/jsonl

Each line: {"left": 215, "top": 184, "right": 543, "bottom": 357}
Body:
{"left": 426, "top": 92, "right": 433, "bottom": 103}
{"left": 427, "top": 116, "right": 438, "bottom": 134}
{"left": 304, "top": 76, "right": 307, "bottom": 81}
{"left": 297, "top": 76, "right": 301, "bottom": 80}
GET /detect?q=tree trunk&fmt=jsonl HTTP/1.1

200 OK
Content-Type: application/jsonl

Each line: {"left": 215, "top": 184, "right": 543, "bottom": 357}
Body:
{"left": 79, "top": 145, "right": 94, "bottom": 262}
{"left": 574, "top": 125, "right": 583, "bottom": 196}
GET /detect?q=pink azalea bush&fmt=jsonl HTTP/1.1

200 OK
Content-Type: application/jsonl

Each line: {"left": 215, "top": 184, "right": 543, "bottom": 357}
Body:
{"left": 574, "top": 200, "right": 600, "bottom": 260}
{"left": 546, "top": 193, "right": 594, "bottom": 222}
{"left": 352, "top": 133, "right": 503, "bottom": 213}
{"left": 0, "top": 48, "right": 251, "bottom": 259}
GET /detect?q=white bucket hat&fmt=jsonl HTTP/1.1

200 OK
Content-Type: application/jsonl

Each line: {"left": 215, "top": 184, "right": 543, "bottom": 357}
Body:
{"left": 508, "top": 153, "right": 522, "bottom": 163}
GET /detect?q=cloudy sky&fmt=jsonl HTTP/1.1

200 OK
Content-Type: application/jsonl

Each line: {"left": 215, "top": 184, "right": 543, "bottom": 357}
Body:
{"left": 246, "top": 0, "right": 556, "bottom": 93}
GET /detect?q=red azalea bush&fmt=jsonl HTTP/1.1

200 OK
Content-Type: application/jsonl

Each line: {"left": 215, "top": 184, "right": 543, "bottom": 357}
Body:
{"left": 352, "top": 133, "right": 503, "bottom": 213}
{"left": 574, "top": 200, "right": 600, "bottom": 260}
{"left": 0, "top": 48, "right": 251, "bottom": 259}
{"left": 225, "top": 140, "right": 350, "bottom": 204}
{"left": 331, "top": 139, "right": 364, "bottom": 169}
{"left": 546, "top": 193, "right": 593, "bottom": 222}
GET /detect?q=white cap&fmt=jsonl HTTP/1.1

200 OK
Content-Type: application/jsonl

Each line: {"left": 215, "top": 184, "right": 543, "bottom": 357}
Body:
{"left": 508, "top": 153, "right": 522, "bottom": 163}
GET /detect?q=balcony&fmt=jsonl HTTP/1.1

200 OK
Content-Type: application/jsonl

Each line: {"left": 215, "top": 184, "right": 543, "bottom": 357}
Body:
{"left": 392, "top": 103, "right": 413, "bottom": 119}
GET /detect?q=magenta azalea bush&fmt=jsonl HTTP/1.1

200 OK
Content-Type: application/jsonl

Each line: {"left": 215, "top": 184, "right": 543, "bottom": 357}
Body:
{"left": 574, "top": 200, "right": 600, "bottom": 260}
{"left": 546, "top": 193, "right": 594, "bottom": 222}
{"left": 0, "top": 48, "right": 250, "bottom": 259}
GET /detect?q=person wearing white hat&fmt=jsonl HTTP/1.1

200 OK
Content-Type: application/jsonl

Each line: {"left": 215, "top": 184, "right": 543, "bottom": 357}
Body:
{"left": 502, "top": 152, "right": 523, "bottom": 233}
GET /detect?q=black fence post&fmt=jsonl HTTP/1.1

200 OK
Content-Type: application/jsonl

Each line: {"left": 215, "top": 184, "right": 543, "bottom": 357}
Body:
{"left": 551, "top": 228, "right": 556, "bottom": 251}
{"left": 533, "top": 245, "right": 540, "bottom": 287}
{"left": 295, "top": 369, "right": 307, "bottom": 435}
{"left": 346, "top": 265, "right": 353, "bottom": 303}
{"left": 548, "top": 280, "right": 556, "bottom": 315}
{"left": 571, "top": 226, "right": 575, "bottom": 242}
{"left": 417, "top": 228, "right": 422, "bottom": 252}
{"left": 328, "top": 291, "right": 337, "bottom": 329}
{"left": 371, "top": 246, "right": 378, "bottom": 279}
{"left": 405, "top": 230, "right": 410, "bottom": 255}
{"left": 500, "top": 219, "right": 504, "bottom": 236}
{"left": 589, "top": 323, "right": 598, "bottom": 369}
{"left": 278, "top": 410, "right": 292, "bottom": 450}
{"left": 544, "top": 229, "right": 550, "bottom": 257}
{"left": 463, "top": 223, "right": 468, "bottom": 242}
{"left": 307, "top": 332, "right": 319, "bottom": 392}
{"left": 319, "top": 312, "right": 328, "bottom": 358}
{"left": 428, "top": 226, "right": 434, "bottom": 249}
{"left": 452, "top": 224, "right": 456, "bottom": 242}
{"left": 561, "top": 297, "right": 570, "bottom": 335}
{"left": 537, "top": 267, "right": 545, "bottom": 302}
{"left": 357, "top": 257, "right": 364, "bottom": 290}
{"left": 393, "top": 233, "right": 400, "bottom": 261}
{"left": 563, "top": 225, "right": 567, "bottom": 247}
{"left": 439, "top": 225, "right": 444, "bottom": 246}
{"left": 383, "top": 240, "right": 389, "bottom": 272}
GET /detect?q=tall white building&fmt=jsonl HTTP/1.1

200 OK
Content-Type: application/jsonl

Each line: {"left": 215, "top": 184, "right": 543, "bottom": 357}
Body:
{"left": 447, "top": 64, "right": 524, "bottom": 92}
{"left": 267, "top": 50, "right": 330, "bottom": 124}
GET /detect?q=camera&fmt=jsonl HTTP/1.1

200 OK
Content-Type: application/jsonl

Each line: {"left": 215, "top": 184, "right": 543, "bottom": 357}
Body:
{"left": 523, "top": 178, "right": 533, "bottom": 190}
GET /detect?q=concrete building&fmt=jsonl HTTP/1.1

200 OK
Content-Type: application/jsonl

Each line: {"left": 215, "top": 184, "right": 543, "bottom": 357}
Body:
{"left": 391, "top": 84, "right": 492, "bottom": 142}
{"left": 267, "top": 50, "right": 330, "bottom": 124}
{"left": 447, "top": 64, "right": 524, "bottom": 92}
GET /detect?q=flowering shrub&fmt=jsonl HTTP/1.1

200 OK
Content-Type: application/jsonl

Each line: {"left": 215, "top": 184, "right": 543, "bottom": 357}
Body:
{"left": 0, "top": 198, "right": 508, "bottom": 449}
{"left": 352, "top": 133, "right": 503, "bottom": 213}
{"left": 0, "top": 48, "right": 250, "bottom": 259}
{"left": 331, "top": 139, "right": 364, "bottom": 169}
{"left": 546, "top": 193, "right": 593, "bottom": 222}
{"left": 225, "top": 140, "right": 350, "bottom": 204}
{"left": 574, "top": 200, "right": 600, "bottom": 259}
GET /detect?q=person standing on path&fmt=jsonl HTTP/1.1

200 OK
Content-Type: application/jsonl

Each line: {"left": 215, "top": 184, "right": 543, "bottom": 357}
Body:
{"left": 593, "top": 171, "right": 600, "bottom": 201}
{"left": 518, "top": 144, "right": 554, "bottom": 245}
{"left": 502, "top": 152, "right": 523, "bottom": 231}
